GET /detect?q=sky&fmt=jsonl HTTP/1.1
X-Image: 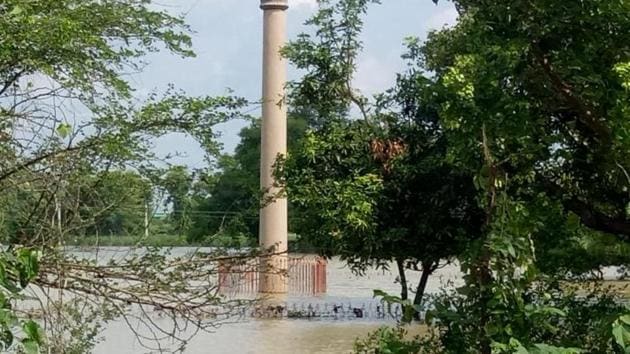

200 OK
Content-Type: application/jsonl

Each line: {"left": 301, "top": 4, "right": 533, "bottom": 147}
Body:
{"left": 130, "top": 0, "right": 458, "bottom": 168}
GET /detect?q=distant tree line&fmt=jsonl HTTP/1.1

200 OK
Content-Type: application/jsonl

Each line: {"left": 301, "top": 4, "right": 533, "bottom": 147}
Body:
{"left": 1, "top": 113, "right": 312, "bottom": 248}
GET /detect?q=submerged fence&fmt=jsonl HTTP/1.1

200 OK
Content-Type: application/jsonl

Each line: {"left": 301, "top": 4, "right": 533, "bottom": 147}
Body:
{"left": 242, "top": 301, "right": 405, "bottom": 320}
{"left": 218, "top": 255, "right": 327, "bottom": 295}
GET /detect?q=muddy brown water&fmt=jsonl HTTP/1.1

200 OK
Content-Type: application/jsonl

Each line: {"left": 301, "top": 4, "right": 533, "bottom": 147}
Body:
{"left": 44, "top": 248, "right": 626, "bottom": 353}
{"left": 76, "top": 247, "right": 464, "bottom": 354}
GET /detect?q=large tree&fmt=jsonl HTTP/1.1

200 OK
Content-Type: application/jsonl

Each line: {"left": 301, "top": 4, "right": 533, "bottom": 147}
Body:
{"left": 281, "top": 0, "right": 483, "bottom": 312}
{"left": 421, "top": 0, "right": 630, "bottom": 240}
{"left": 414, "top": 0, "right": 630, "bottom": 351}
{"left": 282, "top": 0, "right": 630, "bottom": 352}
{"left": 350, "top": 0, "right": 630, "bottom": 352}
{"left": 0, "top": 0, "right": 251, "bottom": 351}
{"left": 187, "top": 115, "right": 308, "bottom": 243}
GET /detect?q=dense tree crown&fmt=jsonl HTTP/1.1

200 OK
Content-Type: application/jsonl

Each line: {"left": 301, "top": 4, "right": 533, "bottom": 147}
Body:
{"left": 0, "top": 0, "right": 250, "bottom": 351}
{"left": 282, "top": 0, "right": 630, "bottom": 353}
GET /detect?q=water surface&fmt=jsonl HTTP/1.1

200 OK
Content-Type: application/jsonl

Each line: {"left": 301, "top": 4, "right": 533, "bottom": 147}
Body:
{"left": 87, "top": 249, "right": 462, "bottom": 354}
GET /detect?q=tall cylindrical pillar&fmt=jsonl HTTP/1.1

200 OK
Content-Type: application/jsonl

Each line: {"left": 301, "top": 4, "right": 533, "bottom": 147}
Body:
{"left": 259, "top": 0, "right": 288, "bottom": 294}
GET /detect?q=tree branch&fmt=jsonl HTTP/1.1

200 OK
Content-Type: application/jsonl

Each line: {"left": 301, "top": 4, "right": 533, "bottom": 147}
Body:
{"left": 0, "top": 144, "right": 90, "bottom": 183}
{"left": 564, "top": 198, "right": 630, "bottom": 241}
{"left": 0, "top": 69, "right": 25, "bottom": 97}
{"left": 530, "top": 41, "right": 611, "bottom": 144}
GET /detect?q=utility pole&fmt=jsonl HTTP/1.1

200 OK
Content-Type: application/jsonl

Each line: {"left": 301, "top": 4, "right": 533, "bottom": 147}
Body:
{"left": 144, "top": 199, "right": 150, "bottom": 239}
{"left": 259, "top": 0, "right": 288, "bottom": 294}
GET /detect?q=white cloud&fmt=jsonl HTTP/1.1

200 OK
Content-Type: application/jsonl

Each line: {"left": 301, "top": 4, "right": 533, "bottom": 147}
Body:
{"left": 353, "top": 56, "right": 397, "bottom": 96}
{"left": 424, "top": 6, "right": 458, "bottom": 30}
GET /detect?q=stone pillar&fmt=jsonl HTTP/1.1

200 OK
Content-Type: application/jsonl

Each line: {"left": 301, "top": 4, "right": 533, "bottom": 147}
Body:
{"left": 259, "top": 0, "right": 288, "bottom": 294}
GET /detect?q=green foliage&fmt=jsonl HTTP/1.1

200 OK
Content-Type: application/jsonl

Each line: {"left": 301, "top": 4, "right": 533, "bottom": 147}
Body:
{"left": 161, "top": 165, "right": 193, "bottom": 234}
{"left": 422, "top": 0, "right": 630, "bottom": 241}
{"left": 385, "top": 0, "right": 630, "bottom": 351}
{"left": 0, "top": 249, "right": 43, "bottom": 353}
{"left": 355, "top": 289, "right": 441, "bottom": 353}
{"left": 67, "top": 233, "right": 189, "bottom": 247}
{"left": 0, "top": 0, "right": 193, "bottom": 99}
{"left": 427, "top": 276, "right": 626, "bottom": 353}
{"left": 282, "top": 0, "right": 380, "bottom": 123}
{"left": 424, "top": 185, "right": 626, "bottom": 353}
{"left": 0, "top": 0, "right": 250, "bottom": 350}
{"left": 304, "top": 0, "right": 630, "bottom": 352}
{"left": 613, "top": 314, "right": 630, "bottom": 353}
{"left": 0, "top": 0, "right": 249, "bottom": 244}
{"left": 187, "top": 115, "right": 308, "bottom": 243}
{"left": 497, "top": 339, "right": 582, "bottom": 354}
{"left": 283, "top": 121, "right": 383, "bottom": 263}
{"left": 354, "top": 326, "right": 425, "bottom": 354}
{"left": 81, "top": 170, "right": 152, "bottom": 236}
{"left": 282, "top": 0, "right": 483, "bottom": 312}
{"left": 204, "top": 233, "right": 252, "bottom": 249}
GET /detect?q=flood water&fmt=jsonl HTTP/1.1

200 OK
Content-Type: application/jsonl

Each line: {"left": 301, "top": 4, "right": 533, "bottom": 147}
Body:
{"left": 79, "top": 248, "right": 464, "bottom": 354}
{"left": 75, "top": 247, "right": 624, "bottom": 353}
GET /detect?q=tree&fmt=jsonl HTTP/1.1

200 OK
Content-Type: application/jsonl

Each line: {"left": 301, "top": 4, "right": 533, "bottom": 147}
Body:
{"left": 413, "top": 0, "right": 630, "bottom": 351}
{"left": 77, "top": 170, "right": 152, "bottom": 237}
{"left": 188, "top": 115, "right": 308, "bottom": 243}
{"left": 283, "top": 0, "right": 630, "bottom": 352}
{"left": 341, "top": 0, "right": 630, "bottom": 352}
{"left": 0, "top": 248, "right": 43, "bottom": 353}
{"left": 284, "top": 119, "right": 483, "bottom": 310}
{"left": 0, "top": 0, "right": 251, "bottom": 351}
{"left": 161, "top": 165, "right": 193, "bottom": 234}
{"left": 420, "top": 0, "right": 630, "bottom": 241}
{"left": 281, "top": 0, "right": 483, "bottom": 312}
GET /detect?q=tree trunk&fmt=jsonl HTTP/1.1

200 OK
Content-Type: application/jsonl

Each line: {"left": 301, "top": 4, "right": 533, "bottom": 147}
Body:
{"left": 413, "top": 260, "right": 436, "bottom": 321}
{"left": 395, "top": 258, "right": 408, "bottom": 301}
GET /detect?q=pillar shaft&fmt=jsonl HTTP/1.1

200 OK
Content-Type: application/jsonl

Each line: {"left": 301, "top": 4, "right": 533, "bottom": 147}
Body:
{"left": 259, "top": 0, "right": 288, "bottom": 294}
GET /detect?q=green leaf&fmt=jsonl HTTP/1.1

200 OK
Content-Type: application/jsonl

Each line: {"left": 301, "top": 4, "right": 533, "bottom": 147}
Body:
{"left": 0, "top": 329, "right": 13, "bottom": 348}
{"left": 56, "top": 123, "right": 72, "bottom": 139}
{"left": 507, "top": 244, "right": 516, "bottom": 257}
{"left": 8, "top": 5, "right": 23, "bottom": 16}
{"left": 373, "top": 289, "right": 389, "bottom": 298}
{"left": 22, "top": 320, "right": 41, "bottom": 344}
{"left": 531, "top": 343, "right": 582, "bottom": 353}
{"left": 21, "top": 339, "right": 39, "bottom": 354}
{"left": 613, "top": 323, "right": 625, "bottom": 348}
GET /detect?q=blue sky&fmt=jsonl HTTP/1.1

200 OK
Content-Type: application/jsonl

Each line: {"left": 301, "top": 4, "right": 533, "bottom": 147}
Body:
{"left": 131, "top": 0, "right": 457, "bottom": 168}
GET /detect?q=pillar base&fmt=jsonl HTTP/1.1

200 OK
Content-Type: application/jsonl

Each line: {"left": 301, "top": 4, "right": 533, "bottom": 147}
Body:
{"left": 258, "top": 254, "right": 288, "bottom": 294}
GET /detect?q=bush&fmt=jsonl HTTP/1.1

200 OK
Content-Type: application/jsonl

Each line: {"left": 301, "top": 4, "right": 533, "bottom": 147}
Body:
{"left": 354, "top": 326, "right": 437, "bottom": 354}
